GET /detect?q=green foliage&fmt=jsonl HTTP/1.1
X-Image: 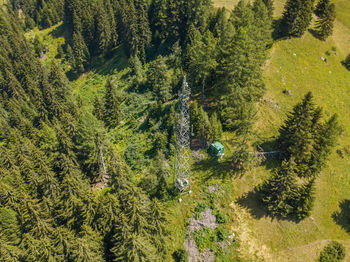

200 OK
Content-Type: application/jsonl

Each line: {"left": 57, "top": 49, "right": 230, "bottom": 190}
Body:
{"left": 319, "top": 241, "right": 346, "bottom": 262}
{"left": 278, "top": 92, "right": 341, "bottom": 178}
{"left": 315, "top": 3, "right": 336, "bottom": 40}
{"left": 258, "top": 160, "right": 299, "bottom": 218}
{"left": 216, "top": 226, "right": 227, "bottom": 241}
{"left": 193, "top": 227, "right": 217, "bottom": 252}
{"left": 343, "top": 54, "right": 350, "bottom": 71}
{"left": 281, "top": 0, "right": 314, "bottom": 37}
{"left": 315, "top": 0, "right": 330, "bottom": 17}
{"left": 172, "top": 248, "right": 188, "bottom": 262}
{"left": 104, "top": 78, "right": 122, "bottom": 129}
{"left": 147, "top": 56, "right": 172, "bottom": 102}
{"left": 214, "top": 210, "right": 228, "bottom": 224}
{"left": 262, "top": 0, "right": 274, "bottom": 17}
{"left": 194, "top": 202, "right": 208, "bottom": 219}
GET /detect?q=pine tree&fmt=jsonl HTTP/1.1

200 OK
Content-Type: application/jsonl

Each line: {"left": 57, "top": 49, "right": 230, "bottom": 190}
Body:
{"left": 262, "top": 0, "right": 274, "bottom": 18}
{"left": 104, "top": 78, "right": 121, "bottom": 129}
{"left": 315, "top": 3, "right": 336, "bottom": 40}
{"left": 72, "top": 30, "right": 90, "bottom": 74}
{"left": 281, "top": 0, "right": 314, "bottom": 37}
{"left": 258, "top": 160, "right": 298, "bottom": 217}
{"left": 209, "top": 112, "right": 223, "bottom": 142}
{"left": 315, "top": 0, "right": 330, "bottom": 17}
{"left": 344, "top": 54, "right": 350, "bottom": 71}
{"left": 186, "top": 28, "right": 218, "bottom": 96}
{"left": 147, "top": 56, "right": 172, "bottom": 102}
{"left": 309, "top": 114, "right": 341, "bottom": 175}
{"left": 278, "top": 92, "right": 318, "bottom": 177}
{"left": 293, "top": 178, "right": 315, "bottom": 219}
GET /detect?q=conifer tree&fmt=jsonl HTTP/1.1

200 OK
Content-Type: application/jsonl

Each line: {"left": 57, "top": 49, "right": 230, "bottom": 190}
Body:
{"left": 147, "top": 56, "right": 172, "bottom": 102}
{"left": 209, "top": 112, "right": 223, "bottom": 142}
{"left": 104, "top": 78, "right": 121, "bottom": 129}
{"left": 278, "top": 92, "right": 317, "bottom": 177}
{"left": 315, "top": 3, "right": 336, "bottom": 40}
{"left": 315, "top": 0, "right": 330, "bottom": 17}
{"left": 281, "top": 0, "right": 314, "bottom": 37}
{"left": 344, "top": 54, "right": 350, "bottom": 71}
{"left": 72, "top": 30, "right": 90, "bottom": 74}
{"left": 258, "top": 160, "right": 298, "bottom": 217}
{"left": 186, "top": 28, "right": 218, "bottom": 96}
{"left": 262, "top": 0, "right": 274, "bottom": 18}
{"left": 309, "top": 114, "right": 341, "bottom": 175}
{"left": 293, "top": 178, "right": 315, "bottom": 219}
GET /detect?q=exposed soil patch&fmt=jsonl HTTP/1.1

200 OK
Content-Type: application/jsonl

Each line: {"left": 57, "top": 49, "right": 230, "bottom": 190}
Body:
{"left": 184, "top": 208, "right": 218, "bottom": 262}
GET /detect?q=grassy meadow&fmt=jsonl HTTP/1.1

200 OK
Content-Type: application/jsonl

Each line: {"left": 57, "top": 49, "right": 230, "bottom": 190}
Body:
{"left": 193, "top": 0, "right": 350, "bottom": 261}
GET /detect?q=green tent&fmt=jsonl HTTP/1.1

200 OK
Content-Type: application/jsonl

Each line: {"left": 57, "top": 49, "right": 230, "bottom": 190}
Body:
{"left": 208, "top": 142, "right": 224, "bottom": 158}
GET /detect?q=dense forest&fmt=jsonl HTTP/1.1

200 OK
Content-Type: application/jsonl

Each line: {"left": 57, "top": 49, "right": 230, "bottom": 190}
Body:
{"left": 0, "top": 0, "right": 348, "bottom": 261}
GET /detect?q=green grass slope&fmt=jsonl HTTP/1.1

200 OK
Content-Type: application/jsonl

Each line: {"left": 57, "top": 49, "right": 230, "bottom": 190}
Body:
{"left": 211, "top": 0, "right": 350, "bottom": 261}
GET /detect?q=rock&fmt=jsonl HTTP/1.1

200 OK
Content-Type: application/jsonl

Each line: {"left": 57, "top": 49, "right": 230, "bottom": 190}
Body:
{"left": 283, "top": 89, "right": 292, "bottom": 96}
{"left": 293, "top": 53, "right": 296, "bottom": 56}
{"left": 188, "top": 190, "right": 192, "bottom": 195}
{"left": 178, "top": 198, "right": 182, "bottom": 203}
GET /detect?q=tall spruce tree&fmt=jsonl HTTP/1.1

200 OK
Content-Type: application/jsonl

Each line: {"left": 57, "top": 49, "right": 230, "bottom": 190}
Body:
{"left": 281, "top": 0, "right": 314, "bottom": 37}
{"left": 315, "top": 3, "right": 336, "bottom": 40}
{"left": 278, "top": 92, "right": 317, "bottom": 177}
{"left": 315, "top": 0, "right": 330, "bottom": 17}
{"left": 262, "top": 0, "right": 274, "bottom": 18}
{"left": 258, "top": 160, "right": 298, "bottom": 218}
{"left": 104, "top": 78, "right": 121, "bottom": 129}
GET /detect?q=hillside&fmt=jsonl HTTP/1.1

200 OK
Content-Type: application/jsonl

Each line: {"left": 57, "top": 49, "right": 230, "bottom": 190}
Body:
{"left": 0, "top": 0, "right": 349, "bottom": 261}
{"left": 210, "top": 0, "right": 350, "bottom": 261}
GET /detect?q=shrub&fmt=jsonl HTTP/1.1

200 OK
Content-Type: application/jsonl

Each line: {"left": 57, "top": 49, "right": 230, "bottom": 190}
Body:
{"left": 216, "top": 226, "right": 227, "bottom": 242}
{"left": 193, "top": 227, "right": 216, "bottom": 252}
{"left": 194, "top": 202, "right": 208, "bottom": 220}
{"left": 319, "top": 241, "right": 346, "bottom": 262}
{"left": 344, "top": 54, "right": 350, "bottom": 71}
{"left": 215, "top": 210, "right": 228, "bottom": 224}
{"left": 172, "top": 248, "right": 188, "bottom": 262}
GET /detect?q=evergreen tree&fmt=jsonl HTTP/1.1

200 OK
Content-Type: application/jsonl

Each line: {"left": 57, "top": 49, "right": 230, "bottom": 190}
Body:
{"left": 319, "top": 241, "right": 346, "bottom": 262}
{"left": 344, "top": 54, "right": 350, "bottom": 71}
{"left": 258, "top": 160, "right": 298, "bottom": 217}
{"left": 309, "top": 114, "right": 341, "bottom": 175}
{"left": 278, "top": 92, "right": 318, "bottom": 177}
{"left": 186, "top": 28, "right": 218, "bottom": 97}
{"left": 262, "top": 0, "right": 274, "bottom": 18}
{"left": 315, "top": 0, "right": 330, "bottom": 17}
{"left": 104, "top": 78, "right": 121, "bottom": 129}
{"left": 72, "top": 30, "right": 90, "bottom": 74}
{"left": 315, "top": 3, "right": 336, "bottom": 40}
{"left": 147, "top": 56, "right": 172, "bottom": 102}
{"left": 293, "top": 178, "right": 315, "bottom": 219}
{"left": 209, "top": 112, "right": 223, "bottom": 142}
{"left": 281, "top": 0, "right": 314, "bottom": 37}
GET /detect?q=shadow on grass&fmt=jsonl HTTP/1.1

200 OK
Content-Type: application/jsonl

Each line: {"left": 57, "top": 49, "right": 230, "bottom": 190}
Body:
{"left": 193, "top": 157, "right": 233, "bottom": 182}
{"left": 308, "top": 29, "right": 325, "bottom": 41}
{"left": 237, "top": 190, "right": 268, "bottom": 220}
{"left": 237, "top": 188, "right": 304, "bottom": 223}
{"left": 332, "top": 199, "right": 350, "bottom": 234}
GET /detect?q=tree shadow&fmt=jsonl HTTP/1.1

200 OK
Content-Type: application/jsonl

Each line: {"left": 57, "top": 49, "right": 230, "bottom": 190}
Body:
{"left": 308, "top": 28, "right": 324, "bottom": 41}
{"left": 332, "top": 199, "right": 350, "bottom": 234}
{"left": 237, "top": 189, "right": 304, "bottom": 223}
{"left": 272, "top": 18, "right": 289, "bottom": 41}
{"left": 237, "top": 190, "right": 268, "bottom": 220}
{"left": 193, "top": 157, "right": 233, "bottom": 182}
